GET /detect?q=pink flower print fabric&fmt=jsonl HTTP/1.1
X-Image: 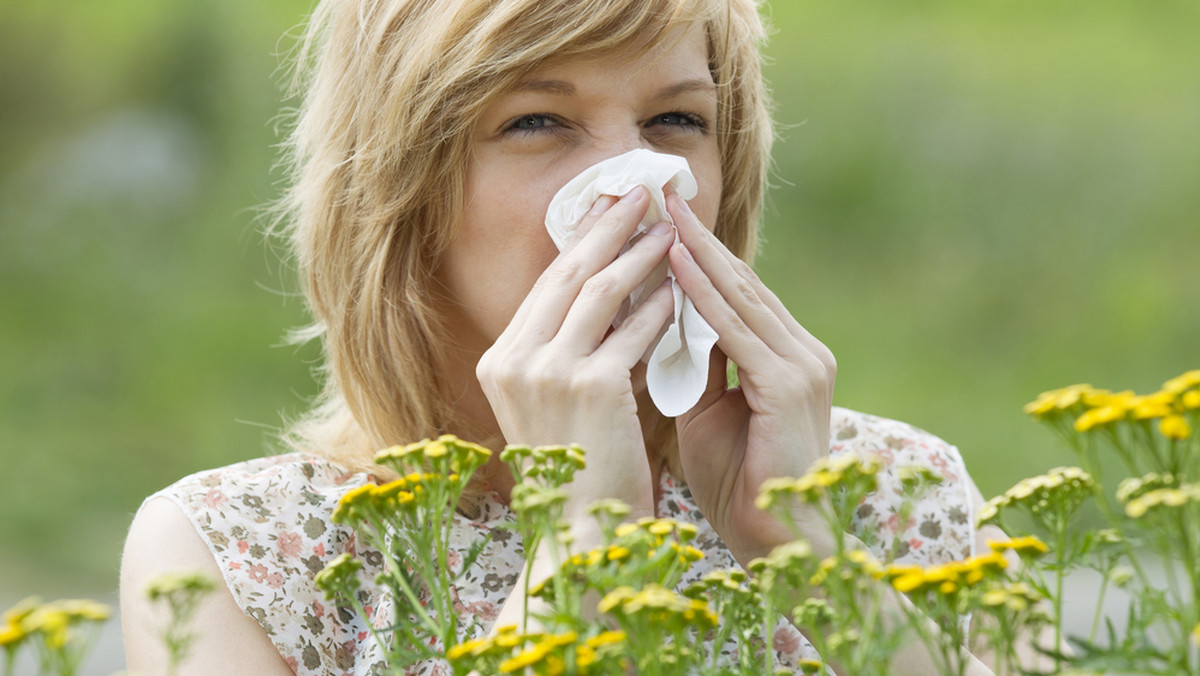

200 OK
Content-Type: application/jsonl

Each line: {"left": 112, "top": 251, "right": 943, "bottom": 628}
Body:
{"left": 147, "top": 406, "right": 976, "bottom": 674}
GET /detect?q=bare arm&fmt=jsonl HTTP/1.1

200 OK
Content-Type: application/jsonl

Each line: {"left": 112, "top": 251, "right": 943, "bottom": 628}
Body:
{"left": 120, "top": 497, "right": 293, "bottom": 675}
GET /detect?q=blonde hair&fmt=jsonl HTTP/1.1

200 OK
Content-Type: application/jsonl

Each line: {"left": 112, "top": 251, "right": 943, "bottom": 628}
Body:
{"left": 273, "top": 0, "right": 774, "bottom": 475}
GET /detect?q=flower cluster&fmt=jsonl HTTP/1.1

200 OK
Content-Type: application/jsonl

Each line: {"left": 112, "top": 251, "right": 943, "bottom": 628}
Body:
{"left": 886, "top": 550, "right": 1010, "bottom": 597}
{"left": 375, "top": 434, "right": 492, "bottom": 476}
{"left": 1011, "top": 367, "right": 1200, "bottom": 675}
{"left": 988, "top": 535, "right": 1050, "bottom": 559}
{"left": 447, "top": 625, "right": 627, "bottom": 675}
{"left": 598, "top": 584, "right": 718, "bottom": 632}
{"left": 142, "top": 569, "right": 217, "bottom": 676}
{"left": 980, "top": 581, "right": 1044, "bottom": 613}
{"left": 1027, "top": 370, "right": 1200, "bottom": 441}
{"left": 1121, "top": 481, "right": 1200, "bottom": 519}
{"left": 755, "top": 453, "right": 883, "bottom": 510}
{"left": 976, "top": 466, "right": 1095, "bottom": 527}
{"left": 1, "top": 597, "right": 110, "bottom": 676}
{"left": 500, "top": 443, "right": 587, "bottom": 489}
{"left": 531, "top": 516, "right": 704, "bottom": 604}
{"left": 319, "top": 435, "right": 496, "bottom": 670}
{"left": 1115, "top": 471, "right": 1181, "bottom": 504}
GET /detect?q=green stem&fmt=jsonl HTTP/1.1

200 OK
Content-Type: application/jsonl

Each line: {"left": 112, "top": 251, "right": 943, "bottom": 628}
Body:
{"left": 762, "top": 598, "right": 774, "bottom": 675}
{"left": 1053, "top": 513, "right": 1068, "bottom": 674}
{"left": 1088, "top": 570, "right": 1110, "bottom": 644}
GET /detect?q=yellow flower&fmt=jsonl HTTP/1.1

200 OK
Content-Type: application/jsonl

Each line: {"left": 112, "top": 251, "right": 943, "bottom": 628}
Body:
{"left": 585, "top": 630, "right": 626, "bottom": 648}
{"left": 493, "top": 625, "right": 526, "bottom": 649}
{"left": 680, "top": 545, "right": 704, "bottom": 563}
{"left": 2, "top": 597, "right": 41, "bottom": 627}
{"left": 979, "top": 467, "right": 1095, "bottom": 525}
{"left": 1117, "top": 472, "right": 1177, "bottom": 503}
{"left": 599, "top": 584, "right": 717, "bottom": 630}
{"left": 981, "top": 589, "right": 1008, "bottom": 607}
{"left": 988, "top": 536, "right": 1049, "bottom": 557}
{"left": 606, "top": 545, "right": 631, "bottom": 562}
{"left": 1161, "top": 415, "right": 1192, "bottom": 441}
{"left": 1184, "top": 390, "right": 1200, "bottom": 411}
{"left": 889, "top": 552, "right": 1007, "bottom": 597}
{"left": 1024, "top": 384, "right": 1094, "bottom": 418}
{"left": 0, "top": 621, "right": 25, "bottom": 647}
{"left": 499, "top": 643, "right": 551, "bottom": 673}
{"left": 756, "top": 454, "right": 882, "bottom": 509}
{"left": 54, "top": 599, "right": 112, "bottom": 622}
{"left": 496, "top": 631, "right": 577, "bottom": 674}
{"left": 1075, "top": 402, "right": 1129, "bottom": 432}
{"left": 613, "top": 523, "right": 638, "bottom": 538}
{"left": 144, "top": 570, "right": 216, "bottom": 602}
{"left": 588, "top": 499, "right": 632, "bottom": 519}
{"left": 1130, "top": 392, "right": 1176, "bottom": 420}
{"left": 376, "top": 435, "right": 492, "bottom": 474}
{"left": 799, "top": 659, "right": 826, "bottom": 674}
{"left": 761, "top": 540, "right": 813, "bottom": 572}
{"left": 891, "top": 571, "right": 926, "bottom": 594}
{"left": 446, "top": 636, "right": 492, "bottom": 661}
{"left": 1125, "top": 483, "right": 1200, "bottom": 519}
{"left": 1163, "top": 369, "right": 1200, "bottom": 395}
{"left": 647, "top": 520, "right": 675, "bottom": 536}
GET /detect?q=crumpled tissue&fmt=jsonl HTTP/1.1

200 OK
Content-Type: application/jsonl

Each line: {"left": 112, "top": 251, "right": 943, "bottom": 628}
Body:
{"left": 544, "top": 148, "right": 718, "bottom": 417}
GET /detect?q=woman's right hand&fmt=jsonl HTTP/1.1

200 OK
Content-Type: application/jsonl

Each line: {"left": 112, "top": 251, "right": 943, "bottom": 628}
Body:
{"left": 475, "top": 186, "right": 676, "bottom": 524}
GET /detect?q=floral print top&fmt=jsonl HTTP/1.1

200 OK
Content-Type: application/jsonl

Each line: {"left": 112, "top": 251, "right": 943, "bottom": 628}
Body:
{"left": 148, "top": 407, "right": 977, "bottom": 675}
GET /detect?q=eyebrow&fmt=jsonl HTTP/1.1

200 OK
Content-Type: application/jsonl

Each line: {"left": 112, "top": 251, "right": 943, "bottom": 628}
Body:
{"left": 510, "top": 77, "right": 717, "bottom": 100}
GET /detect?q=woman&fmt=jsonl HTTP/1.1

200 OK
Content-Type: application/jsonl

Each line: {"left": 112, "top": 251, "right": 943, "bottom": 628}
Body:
{"left": 121, "top": 0, "right": 1005, "bottom": 673}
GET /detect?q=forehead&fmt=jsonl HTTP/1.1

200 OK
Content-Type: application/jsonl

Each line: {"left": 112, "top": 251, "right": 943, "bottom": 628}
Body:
{"left": 516, "top": 24, "right": 713, "bottom": 91}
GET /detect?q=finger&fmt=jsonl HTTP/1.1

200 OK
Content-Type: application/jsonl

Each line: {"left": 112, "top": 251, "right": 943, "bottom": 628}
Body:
{"left": 501, "top": 187, "right": 651, "bottom": 344}
{"left": 562, "top": 194, "right": 619, "bottom": 251}
{"left": 553, "top": 221, "right": 675, "bottom": 353}
{"left": 669, "top": 240, "right": 800, "bottom": 377}
{"left": 666, "top": 195, "right": 803, "bottom": 358}
{"left": 590, "top": 278, "right": 675, "bottom": 370}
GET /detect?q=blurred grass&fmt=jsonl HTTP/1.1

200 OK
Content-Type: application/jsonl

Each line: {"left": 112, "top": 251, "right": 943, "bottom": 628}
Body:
{"left": 1, "top": 0, "right": 1196, "bottom": 599}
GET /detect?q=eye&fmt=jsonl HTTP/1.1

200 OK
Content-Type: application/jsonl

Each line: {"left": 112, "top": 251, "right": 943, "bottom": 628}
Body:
{"left": 503, "top": 113, "right": 562, "bottom": 135}
{"left": 646, "top": 112, "right": 707, "bottom": 131}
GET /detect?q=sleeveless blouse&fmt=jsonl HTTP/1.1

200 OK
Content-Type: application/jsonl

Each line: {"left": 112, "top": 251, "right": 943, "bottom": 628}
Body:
{"left": 146, "top": 407, "right": 977, "bottom": 674}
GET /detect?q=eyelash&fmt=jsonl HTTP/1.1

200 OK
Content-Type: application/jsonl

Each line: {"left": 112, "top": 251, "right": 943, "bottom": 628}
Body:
{"left": 501, "top": 111, "right": 709, "bottom": 136}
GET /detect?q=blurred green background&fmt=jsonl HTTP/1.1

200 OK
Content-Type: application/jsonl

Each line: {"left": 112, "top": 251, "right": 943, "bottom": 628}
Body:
{"left": 1, "top": 0, "right": 1197, "bottom": 609}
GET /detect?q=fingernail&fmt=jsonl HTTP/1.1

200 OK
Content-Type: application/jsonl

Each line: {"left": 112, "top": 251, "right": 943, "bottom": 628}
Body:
{"left": 678, "top": 242, "right": 694, "bottom": 262}
{"left": 621, "top": 186, "right": 648, "bottom": 204}
{"left": 648, "top": 221, "right": 673, "bottom": 237}
{"left": 588, "top": 194, "right": 617, "bottom": 215}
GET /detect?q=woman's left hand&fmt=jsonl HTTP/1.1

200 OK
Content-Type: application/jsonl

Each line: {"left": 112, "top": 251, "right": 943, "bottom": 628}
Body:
{"left": 666, "top": 193, "right": 837, "bottom": 566}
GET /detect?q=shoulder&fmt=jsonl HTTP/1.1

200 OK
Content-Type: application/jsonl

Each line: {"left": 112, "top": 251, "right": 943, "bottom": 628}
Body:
{"left": 121, "top": 497, "right": 295, "bottom": 674}
{"left": 151, "top": 452, "right": 371, "bottom": 519}
{"left": 830, "top": 406, "right": 967, "bottom": 484}
{"left": 142, "top": 453, "right": 376, "bottom": 593}
{"left": 123, "top": 454, "right": 385, "bottom": 674}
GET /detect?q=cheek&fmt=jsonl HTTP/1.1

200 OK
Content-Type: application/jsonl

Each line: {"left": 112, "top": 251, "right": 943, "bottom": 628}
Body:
{"left": 441, "top": 184, "right": 560, "bottom": 342}
{"left": 690, "top": 164, "right": 722, "bottom": 232}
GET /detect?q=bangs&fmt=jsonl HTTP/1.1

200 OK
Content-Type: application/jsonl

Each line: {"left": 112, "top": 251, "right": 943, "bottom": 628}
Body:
{"left": 459, "top": 0, "right": 725, "bottom": 82}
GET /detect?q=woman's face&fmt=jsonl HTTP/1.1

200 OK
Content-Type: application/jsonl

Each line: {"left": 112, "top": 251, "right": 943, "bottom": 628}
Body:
{"left": 437, "top": 25, "right": 722, "bottom": 355}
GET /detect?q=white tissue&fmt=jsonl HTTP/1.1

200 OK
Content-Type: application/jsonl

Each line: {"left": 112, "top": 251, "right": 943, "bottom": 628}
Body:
{"left": 544, "top": 149, "right": 719, "bottom": 417}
